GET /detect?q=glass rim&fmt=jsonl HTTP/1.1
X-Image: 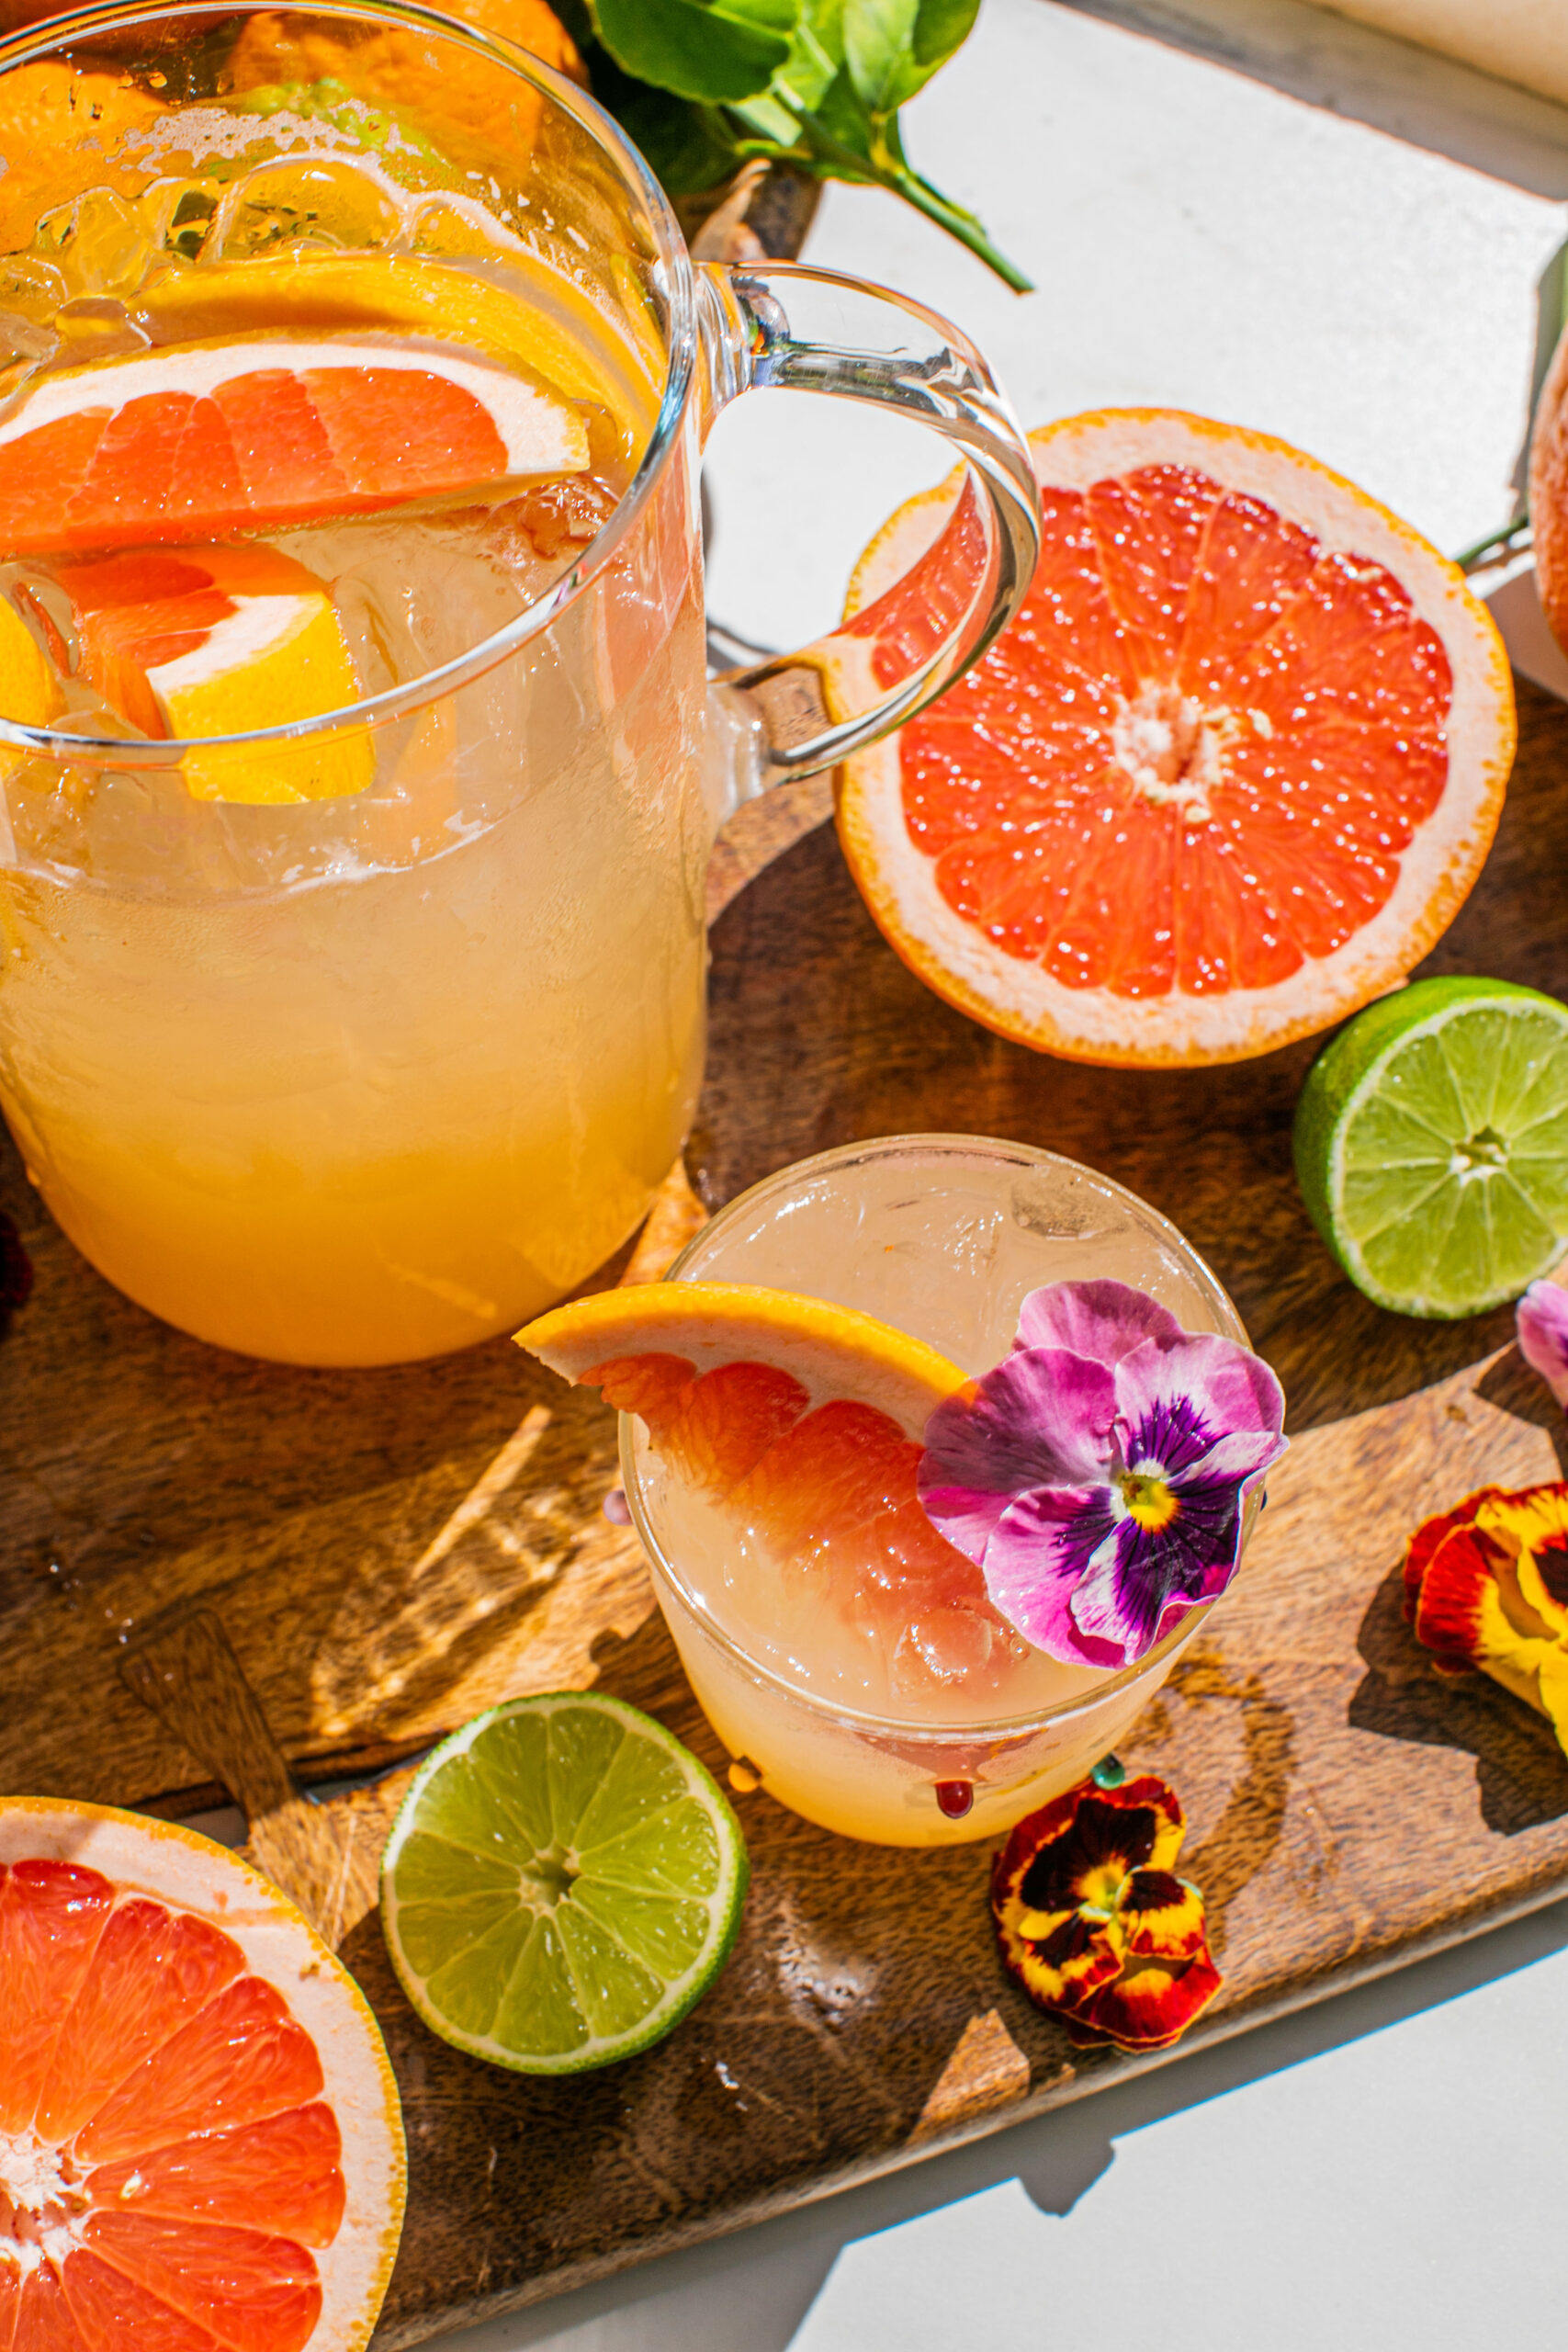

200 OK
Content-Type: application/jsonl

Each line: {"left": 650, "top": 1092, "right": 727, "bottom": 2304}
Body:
{"left": 619, "top": 1131, "right": 1251, "bottom": 1742}
{"left": 0, "top": 0, "right": 696, "bottom": 763}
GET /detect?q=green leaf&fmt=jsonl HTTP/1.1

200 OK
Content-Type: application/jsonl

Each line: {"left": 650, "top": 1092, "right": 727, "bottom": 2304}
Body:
{"left": 589, "top": 0, "right": 798, "bottom": 107}
{"left": 841, "top": 0, "right": 977, "bottom": 113}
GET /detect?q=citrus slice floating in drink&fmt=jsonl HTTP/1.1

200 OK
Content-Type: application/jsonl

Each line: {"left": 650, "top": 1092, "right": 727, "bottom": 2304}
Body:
{"left": 838, "top": 409, "right": 1516, "bottom": 1067}
{"left": 0, "top": 1795, "right": 405, "bottom": 2352}
{"left": 57, "top": 543, "right": 372, "bottom": 800}
{"left": 138, "top": 255, "right": 657, "bottom": 461}
{"left": 516, "top": 1283, "right": 1005, "bottom": 1693}
{"left": 0, "top": 336, "right": 589, "bottom": 558}
{"left": 380, "top": 1692, "right": 748, "bottom": 2075}
{"left": 1294, "top": 975, "right": 1568, "bottom": 1316}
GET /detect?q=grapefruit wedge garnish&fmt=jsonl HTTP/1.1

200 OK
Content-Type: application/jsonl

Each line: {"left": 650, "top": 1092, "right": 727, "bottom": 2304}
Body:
{"left": 54, "top": 544, "right": 371, "bottom": 801}
{"left": 515, "top": 1283, "right": 1019, "bottom": 1693}
{"left": 839, "top": 409, "right": 1516, "bottom": 1067}
{"left": 0, "top": 336, "right": 589, "bottom": 559}
{"left": 0, "top": 1797, "right": 404, "bottom": 2352}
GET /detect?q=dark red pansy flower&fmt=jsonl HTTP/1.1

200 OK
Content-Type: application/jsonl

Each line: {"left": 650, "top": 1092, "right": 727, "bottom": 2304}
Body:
{"left": 990, "top": 1771, "right": 1222, "bottom": 2052}
{"left": 0, "top": 1211, "right": 31, "bottom": 1325}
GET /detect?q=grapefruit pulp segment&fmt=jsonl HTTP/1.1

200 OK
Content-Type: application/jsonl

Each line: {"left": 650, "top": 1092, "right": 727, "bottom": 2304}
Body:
{"left": 85, "top": 2106, "right": 346, "bottom": 2248}
{"left": 581, "top": 1353, "right": 809, "bottom": 1497}
{"left": 838, "top": 410, "right": 1514, "bottom": 1066}
{"left": 73, "top": 1975, "right": 324, "bottom": 2166}
{"left": 0, "top": 1863, "right": 114, "bottom": 2136}
{"left": 32, "top": 1900, "right": 244, "bottom": 2145}
{"left": 83, "top": 2212, "right": 321, "bottom": 2352}
{"left": 57, "top": 2250, "right": 220, "bottom": 2350}
{"left": 0, "top": 340, "right": 589, "bottom": 559}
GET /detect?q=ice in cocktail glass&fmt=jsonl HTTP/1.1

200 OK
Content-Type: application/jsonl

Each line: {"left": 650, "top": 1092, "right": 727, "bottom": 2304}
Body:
{"left": 623, "top": 1135, "right": 1261, "bottom": 1846}
{"left": 0, "top": 6, "right": 1038, "bottom": 1366}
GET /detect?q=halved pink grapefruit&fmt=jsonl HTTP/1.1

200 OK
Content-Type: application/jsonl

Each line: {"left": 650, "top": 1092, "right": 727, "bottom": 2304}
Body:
{"left": 838, "top": 410, "right": 1516, "bottom": 1066}
{"left": 0, "top": 1797, "right": 405, "bottom": 2352}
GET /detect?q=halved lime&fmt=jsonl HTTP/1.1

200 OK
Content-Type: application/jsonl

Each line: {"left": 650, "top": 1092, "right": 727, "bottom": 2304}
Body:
{"left": 1294, "top": 975, "right": 1568, "bottom": 1317}
{"left": 380, "top": 1692, "right": 749, "bottom": 2074}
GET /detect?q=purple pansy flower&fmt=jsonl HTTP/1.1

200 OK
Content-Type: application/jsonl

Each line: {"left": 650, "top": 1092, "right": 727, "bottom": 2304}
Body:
{"left": 1517, "top": 1280, "right": 1568, "bottom": 1410}
{"left": 919, "top": 1280, "right": 1287, "bottom": 1670}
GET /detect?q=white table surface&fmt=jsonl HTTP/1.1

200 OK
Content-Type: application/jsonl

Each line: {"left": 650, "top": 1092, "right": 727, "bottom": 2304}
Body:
{"left": 448, "top": 5, "right": 1568, "bottom": 2343}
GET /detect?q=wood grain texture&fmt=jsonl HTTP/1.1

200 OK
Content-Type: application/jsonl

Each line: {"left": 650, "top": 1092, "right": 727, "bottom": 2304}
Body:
{"left": 5, "top": 689, "right": 1568, "bottom": 2341}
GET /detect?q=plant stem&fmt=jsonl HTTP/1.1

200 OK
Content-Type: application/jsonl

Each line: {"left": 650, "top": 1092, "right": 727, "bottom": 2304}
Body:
{"left": 791, "top": 108, "right": 1033, "bottom": 293}
{"left": 1453, "top": 508, "right": 1531, "bottom": 575}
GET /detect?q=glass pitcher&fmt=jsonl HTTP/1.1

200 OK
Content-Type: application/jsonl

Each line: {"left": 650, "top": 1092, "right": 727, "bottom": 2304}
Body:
{"left": 0, "top": 0, "right": 1040, "bottom": 1366}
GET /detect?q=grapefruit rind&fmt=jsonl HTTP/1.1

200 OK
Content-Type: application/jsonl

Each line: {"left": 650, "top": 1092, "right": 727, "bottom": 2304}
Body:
{"left": 379, "top": 1691, "right": 750, "bottom": 2076}
{"left": 1293, "top": 976, "right": 1568, "bottom": 1317}
{"left": 516, "top": 1280, "right": 972, "bottom": 1433}
{"left": 838, "top": 410, "right": 1516, "bottom": 1069}
{"left": 0, "top": 1794, "right": 407, "bottom": 2352}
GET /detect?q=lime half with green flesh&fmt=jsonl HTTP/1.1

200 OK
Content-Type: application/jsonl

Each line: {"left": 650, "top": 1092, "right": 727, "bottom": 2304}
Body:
{"left": 380, "top": 1692, "right": 748, "bottom": 2074}
{"left": 1294, "top": 976, "right": 1568, "bottom": 1317}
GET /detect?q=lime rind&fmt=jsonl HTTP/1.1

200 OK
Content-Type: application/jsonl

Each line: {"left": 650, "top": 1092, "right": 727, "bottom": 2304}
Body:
{"left": 1294, "top": 977, "right": 1568, "bottom": 1317}
{"left": 380, "top": 1691, "right": 748, "bottom": 2075}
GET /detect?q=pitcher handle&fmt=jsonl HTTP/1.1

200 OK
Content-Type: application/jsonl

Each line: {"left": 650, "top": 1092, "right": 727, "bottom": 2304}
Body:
{"left": 695, "top": 260, "right": 1041, "bottom": 793}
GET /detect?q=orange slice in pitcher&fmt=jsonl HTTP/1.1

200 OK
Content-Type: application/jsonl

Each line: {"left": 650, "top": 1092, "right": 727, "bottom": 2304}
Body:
{"left": 0, "top": 337, "right": 589, "bottom": 558}
{"left": 838, "top": 410, "right": 1516, "bottom": 1067}
{"left": 58, "top": 543, "right": 373, "bottom": 800}
{"left": 516, "top": 1283, "right": 994, "bottom": 1667}
{"left": 0, "top": 1796, "right": 405, "bottom": 2352}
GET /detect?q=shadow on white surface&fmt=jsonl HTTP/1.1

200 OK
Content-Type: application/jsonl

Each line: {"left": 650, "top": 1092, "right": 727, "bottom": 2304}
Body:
{"left": 1484, "top": 562, "right": 1568, "bottom": 702}
{"left": 450, "top": 1895, "right": 1568, "bottom": 2351}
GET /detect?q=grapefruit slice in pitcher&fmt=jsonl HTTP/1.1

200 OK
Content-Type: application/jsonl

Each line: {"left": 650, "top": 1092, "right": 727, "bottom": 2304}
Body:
{"left": 55, "top": 543, "right": 372, "bottom": 802}
{"left": 0, "top": 337, "right": 589, "bottom": 558}
{"left": 0, "top": 1798, "right": 405, "bottom": 2352}
{"left": 838, "top": 410, "right": 1516, "bottom": 1067}
{"left": 515, "top": 1284, "right": 1011, "bottom": 1692}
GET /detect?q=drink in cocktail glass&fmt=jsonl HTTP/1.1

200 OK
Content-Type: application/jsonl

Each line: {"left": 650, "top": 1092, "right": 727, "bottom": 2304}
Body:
{"left": 0, "top": 6, "right": 1038, "bottom": 1365}
{"left": 622, "top": 1135, "right": 1265, "bottom": 1846}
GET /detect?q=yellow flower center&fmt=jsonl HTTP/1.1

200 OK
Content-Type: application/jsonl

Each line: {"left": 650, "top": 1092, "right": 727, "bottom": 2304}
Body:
{"left": 1119, "top": 1470, "right": 1179, "bottom": 1532}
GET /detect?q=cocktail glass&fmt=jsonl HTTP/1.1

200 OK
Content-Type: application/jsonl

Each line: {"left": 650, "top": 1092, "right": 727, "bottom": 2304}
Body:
{"left": 0, "top": 3, "right": 1038, "bottom": 1365}
{"left": 623, "top": 1134, "right": 1258, "bottom": 1846}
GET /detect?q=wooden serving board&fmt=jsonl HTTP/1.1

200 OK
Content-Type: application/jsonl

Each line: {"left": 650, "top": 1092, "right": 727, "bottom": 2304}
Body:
{"left": 6, "top": 682, "right": 1568, "bottom": 2344}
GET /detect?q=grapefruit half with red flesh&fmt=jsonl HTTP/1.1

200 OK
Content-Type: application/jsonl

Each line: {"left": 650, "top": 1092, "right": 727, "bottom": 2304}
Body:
{"left": 0, "top": 1797, "right": 405, "bottom": 2352}
{"left": 838, "top": 410, "right": 1516, "bottom": 1067}
{"left": 0, "top": 338, "right": 588, "bottom": 559}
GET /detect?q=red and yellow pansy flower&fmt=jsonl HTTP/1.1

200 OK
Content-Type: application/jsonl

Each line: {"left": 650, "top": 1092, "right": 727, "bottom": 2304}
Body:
{"left": 990, "top": 1772, "right": 1222, "bottom": 2051}
{"left": 1404, "top": 1481, "right": 1568, "bottom": 1747}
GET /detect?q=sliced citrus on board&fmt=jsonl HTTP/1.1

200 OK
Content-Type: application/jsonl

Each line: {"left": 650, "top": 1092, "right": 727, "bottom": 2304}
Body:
{"left": 0, "top": 1796, "right": 405, "bottom": 2352}
{"left": 1294, "top": 976, "right": 1568, "bottom": 1317}
{"left": 838, "top": 410, "right": 1516, "bottom": 1067}
{"left": 380, "top": 1692, "right": 748, "bottom": 2075}
{"left": 0, "top": 336, "right": 588, "bottom": 558}
{"left": 515, "top": 1283, "right": 1008, "bottom": 1692}
{"left": 58, "top": 542, "right": 371, "bottom": 798}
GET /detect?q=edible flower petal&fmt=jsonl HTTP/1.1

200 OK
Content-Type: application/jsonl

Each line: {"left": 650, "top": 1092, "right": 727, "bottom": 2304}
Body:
{"left": 991, "top": 1772, "right": 1222, "bottom": 2052}
{"left": 1517, "top": 1281, "right": 1568, "bottom": 1409}
{"left": 921, "top": 1280, "right": 1287, "bottom": 1668}
{"left": 1404, "top": 1481, "right": 1568, "bottom": 1752}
